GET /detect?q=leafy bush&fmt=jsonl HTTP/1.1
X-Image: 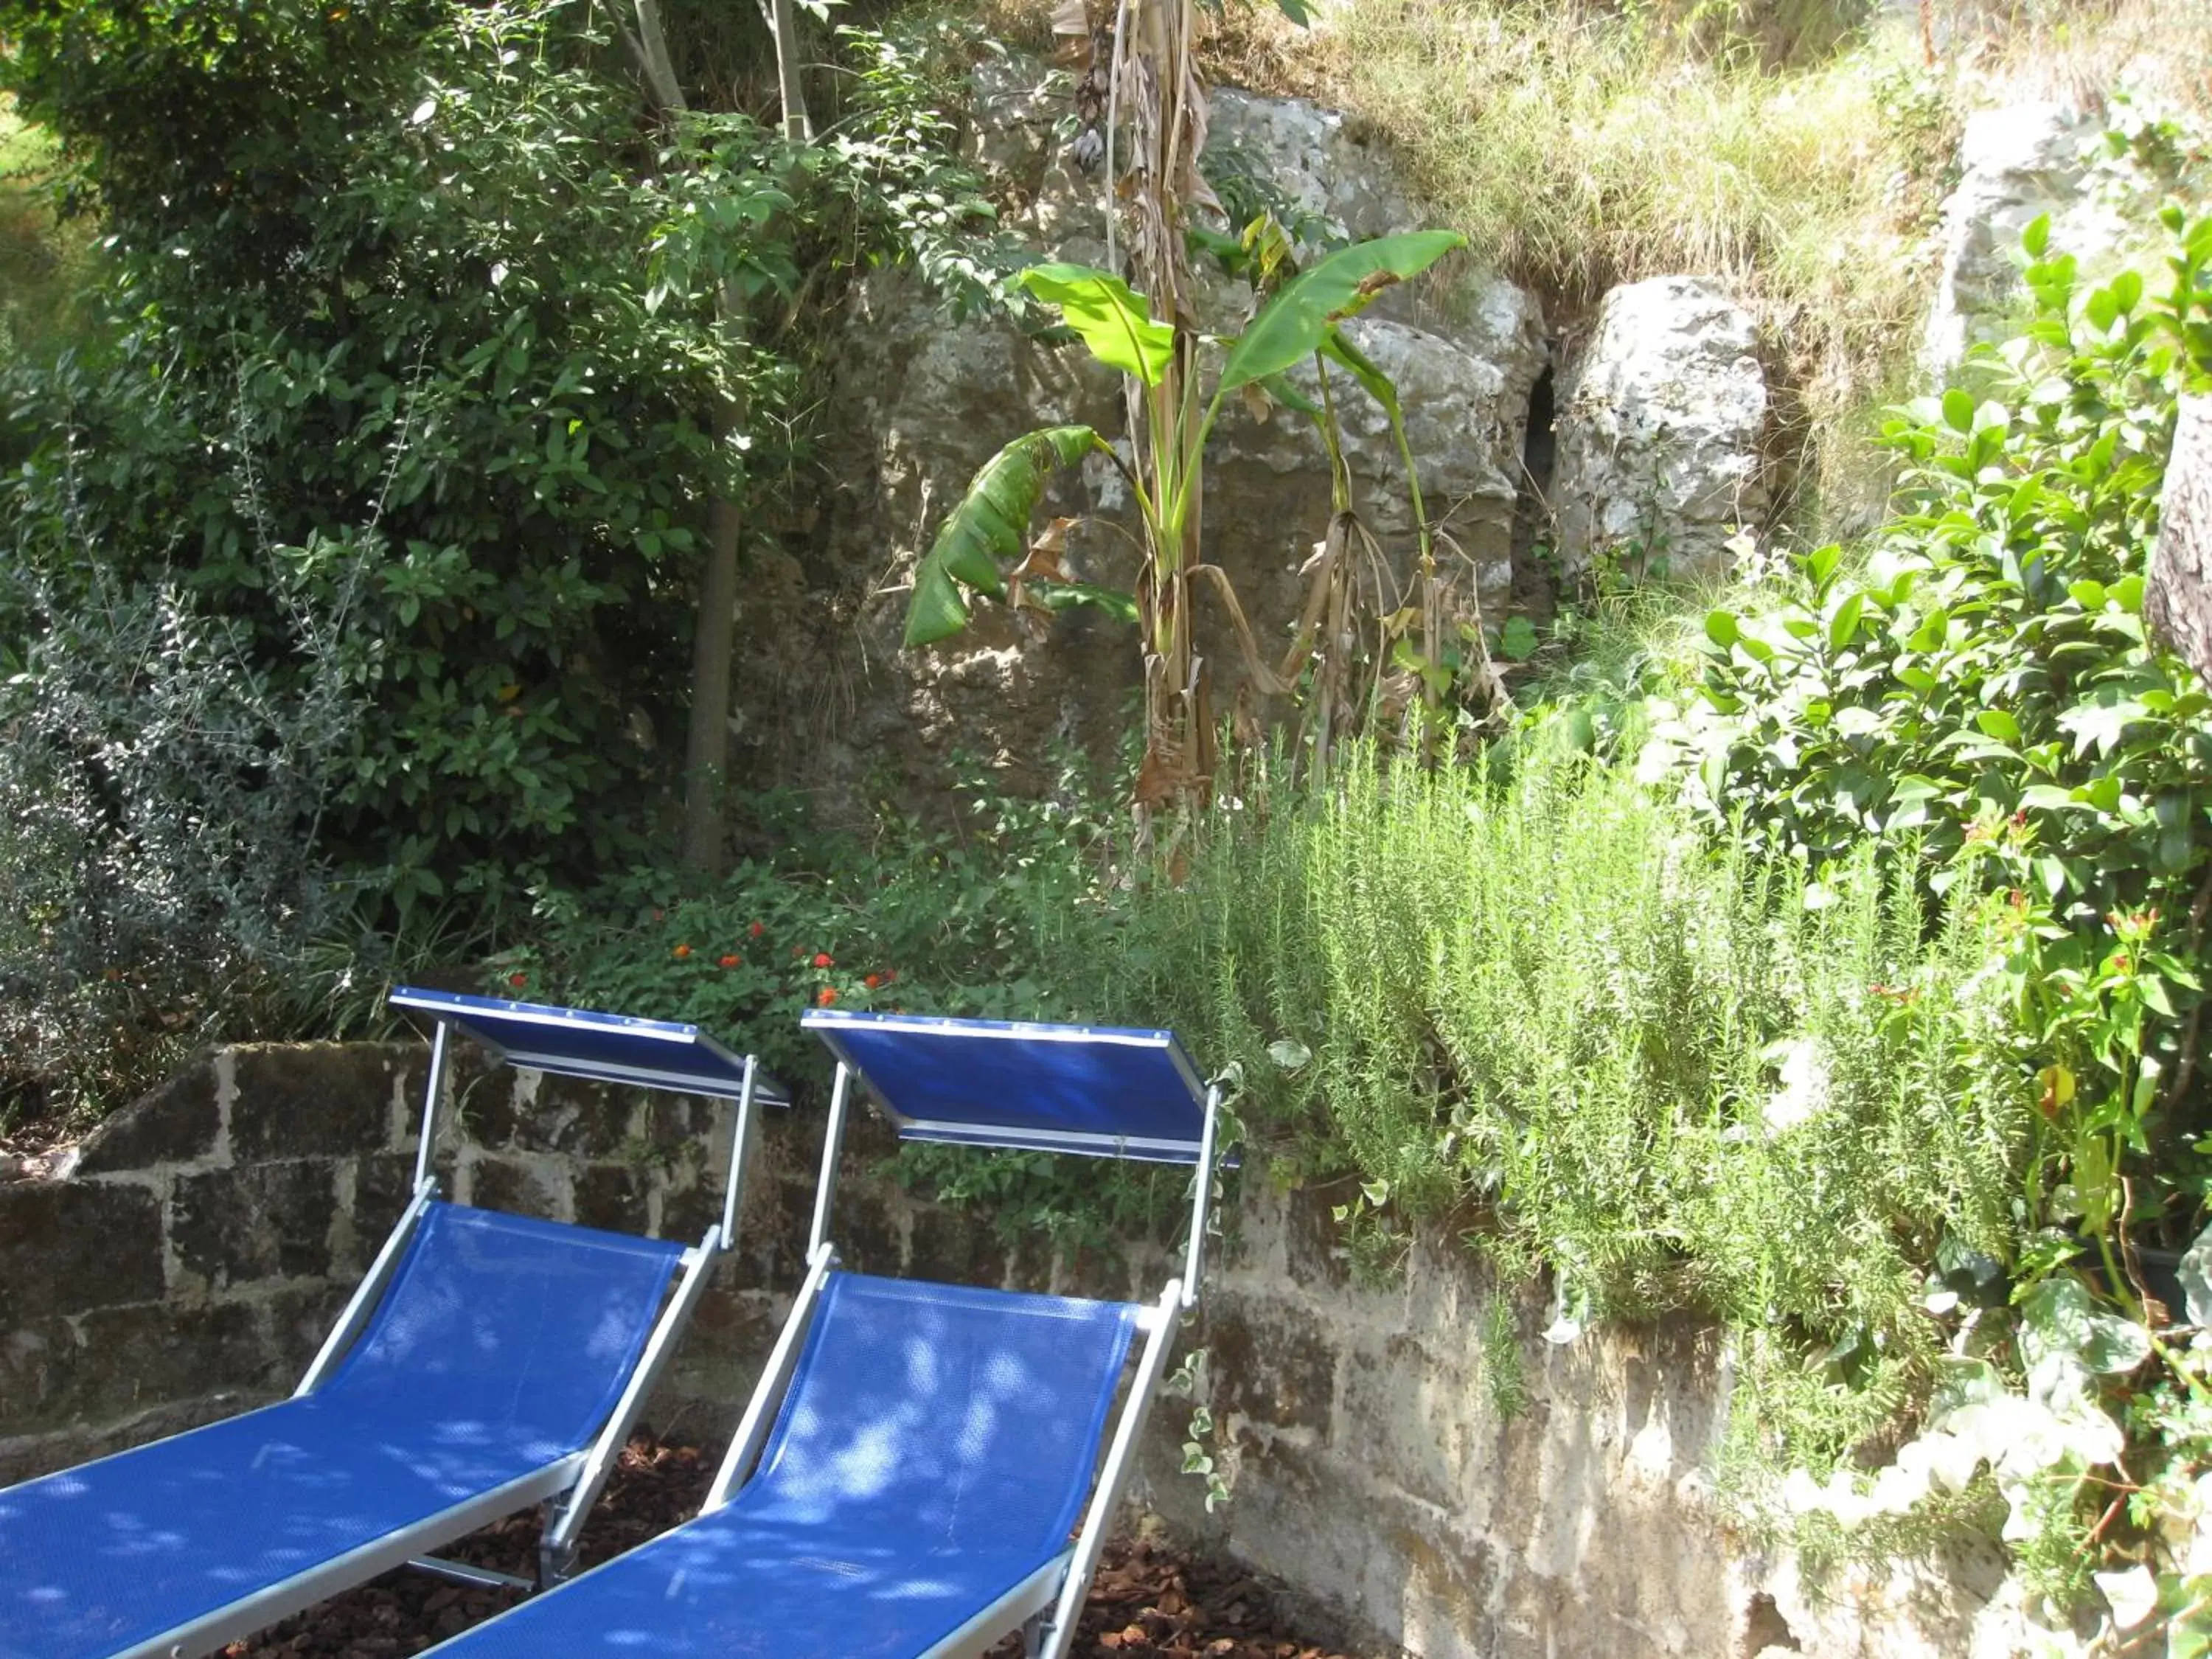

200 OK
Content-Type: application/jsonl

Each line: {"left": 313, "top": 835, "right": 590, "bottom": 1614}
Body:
{"left": 1120, "top": 745, "right": 2031, "bottom": 1467}
{"left": 1620, "top": 208, "right": 2212, "bottom": 1624}
{"left": 0, "top": 538, "right": 366, "bottom": 1117}
{"left": 1657, "top": 209, "right": 2212, "bottom": 1263}
{"left": 0, "top": 0, "right": 1001, "bottom": 908}
{"left": 504, "top": 758, "right": 1128, "bottom": 1079}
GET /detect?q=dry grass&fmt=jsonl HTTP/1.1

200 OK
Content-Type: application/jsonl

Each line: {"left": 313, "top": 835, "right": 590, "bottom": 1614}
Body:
{"left": 972, "top": 0, "right": 2204, "bottom": 529}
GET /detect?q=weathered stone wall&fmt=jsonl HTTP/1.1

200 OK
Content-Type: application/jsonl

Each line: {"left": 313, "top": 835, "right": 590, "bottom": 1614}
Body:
{"left": 2, "top": 1043, "right": 2035, "bottom": 1658}
{"left": 0, "top": 1041, "right": 1040, "bottom": 1488}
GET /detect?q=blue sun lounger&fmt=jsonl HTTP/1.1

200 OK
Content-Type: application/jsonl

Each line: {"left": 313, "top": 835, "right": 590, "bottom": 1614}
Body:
{"left": 0, "top": 988, "right": 785, "bottom": 1659}
{"left": 415, "top": 1009, "right": 1225, "bottom": 1659}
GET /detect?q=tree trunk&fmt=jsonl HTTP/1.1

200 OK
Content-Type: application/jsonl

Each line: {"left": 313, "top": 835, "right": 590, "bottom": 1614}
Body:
{"left": 768, "top": 0, "right": 811, "bottom": 142}
{"left": 2149, "top": 393, "right": 2212, "bottom": 686}
{"left": 681, "top": 469, "right": 742, "bottom": 874}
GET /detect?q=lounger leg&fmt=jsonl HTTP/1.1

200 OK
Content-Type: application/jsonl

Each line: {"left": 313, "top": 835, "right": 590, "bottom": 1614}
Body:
{"left": 1034, "top": 1280, "right": 1186, "bottom": 1659}
{"left": 539, "top": 1227, "right": 726, "bottom": 1585}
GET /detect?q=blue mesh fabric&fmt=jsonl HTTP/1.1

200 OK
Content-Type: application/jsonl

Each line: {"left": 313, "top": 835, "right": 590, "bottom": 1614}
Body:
{"left": 806, "top": 1014, "right": 1208, "bottom": 1158}
{"left": 425, "top": 1273, "right": 1141, "bottom": 1659}
{"left": 0, "top": 1203, "right": 683, "bottom": 1659}
{"left": 392, "top": 987, "right": 759, "bottom": 1097}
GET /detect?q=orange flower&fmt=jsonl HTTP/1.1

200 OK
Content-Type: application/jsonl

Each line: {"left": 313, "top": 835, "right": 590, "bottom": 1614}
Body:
{"left": 672, "top": 943, "right": 692, "bottom": 960}
{"left": 813, "top": 953, "right": 834, "bottom": 969}
{"left": 818, "top": 986, "right": 839, "bottom": 1006}
{"left": 719, "top": 954, "right": 741, "bottom": 969}
{"left": 864, "top": 973, "right": 881, "bottom": 990}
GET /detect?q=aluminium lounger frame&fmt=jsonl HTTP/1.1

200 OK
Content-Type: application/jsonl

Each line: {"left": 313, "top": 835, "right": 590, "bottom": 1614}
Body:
{"left": 318, "top": 990, "right": 790, "bottom": 1595}
{"left": 702, "top": 1012, "right": 1225, "bottom": 1659}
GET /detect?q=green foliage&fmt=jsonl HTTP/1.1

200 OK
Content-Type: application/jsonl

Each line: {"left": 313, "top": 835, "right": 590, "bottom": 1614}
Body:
{"left": 902, "top": 232, "right": 1470, "bottom": 747}
{"left": 508, "top": 757, "right": 1131, "bottom": 1084}
{"left": 0, "top": 102, "right": 94, "bottom": 434}
{"left": 1656, "top": 213, "right": 2212, "bottom": 1269}
{"left": 1122, "top": 745, "right": 2032, "bottom": 1469}
{"left": 0, "top": 540, "right": 366, "bottom": 1118}
{"left": 905, "top": 425, "right": 1115, "bottom": 646}
{"left": 0, "top": 0, "right": 1002, "bottom": 910}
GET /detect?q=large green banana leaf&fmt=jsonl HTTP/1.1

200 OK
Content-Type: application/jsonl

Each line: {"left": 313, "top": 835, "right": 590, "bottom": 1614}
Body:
{"left": 904, "top": 425, "right": 1108, "bottom": 647}
{"left": 1218, "top": 231, "right": 1466, "bottom": 396}
{"left": 1018, "top": 264, "right": 1175, "bottom": 386}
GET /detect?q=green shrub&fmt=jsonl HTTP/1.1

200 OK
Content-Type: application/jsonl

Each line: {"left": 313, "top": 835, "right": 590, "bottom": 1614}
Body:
{"left": 1658, "top": 209, "right": 2212, "bottom": 1264}
{"left": 1122, "top": 745, "right": 2031, "bottom": 1469}
{"left": 0, "top": 1, "right": 1001, "bottom": 907}
{"left": 504, "top": 758, "right": 1129, "bottom": 1082}
{"left": 0, "top": 540, "right": 366, "bottom": 1118}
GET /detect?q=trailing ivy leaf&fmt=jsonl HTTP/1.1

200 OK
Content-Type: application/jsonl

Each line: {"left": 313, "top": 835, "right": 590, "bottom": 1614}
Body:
{"left": 2020, "top": 1276, "right": 2151, "bottom": 1376}
{"left": 904, "top": 425, "right": 1107, "bottom": 647}
{"left": 1018, "top": 264, "right": 1175, "bottom": 386}
{"left": 1220, "top": 231, "right": 1466, "bottom": 394}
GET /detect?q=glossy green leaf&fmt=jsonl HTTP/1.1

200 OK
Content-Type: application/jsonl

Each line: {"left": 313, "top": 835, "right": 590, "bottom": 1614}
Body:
{"left": 904, "top": 425, "right": 1107, "bottom": 647}
{"left": 1220, "top": 231, "right": 1466, "bottom": 394}
{"left": 1018, "top": 264, "right": 1175, "bottom": 386}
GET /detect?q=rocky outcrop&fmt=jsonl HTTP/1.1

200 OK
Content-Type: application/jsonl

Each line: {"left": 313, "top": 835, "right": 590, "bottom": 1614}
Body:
{"left": 1551, "top": 276, "right": 1768, "bottom": 583}
{"left": 2149, "top": 393, "right": 2212, "bottom": 683}
{"left": 742, "top": 63, "right": 1548, "bottom": 807}
{"left": 1922, "top": 102, "right": 2121, "bottom": 375}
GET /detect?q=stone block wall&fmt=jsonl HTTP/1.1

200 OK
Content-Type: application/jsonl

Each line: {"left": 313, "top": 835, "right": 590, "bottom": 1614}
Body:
{"left": 0, "top": 1043, "right": 2027, "bottom": 1658}
{"left": 0, "top": 1040, "right": 1043, "bottom": 1487}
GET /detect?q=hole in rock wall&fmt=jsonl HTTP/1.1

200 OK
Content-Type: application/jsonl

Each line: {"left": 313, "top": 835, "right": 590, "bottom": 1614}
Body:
{"left": 1739, "top": 1590, "right": 1803, "bottom": 1655}
{"left": 1508, "top": 358, "right": 1559, "bottom": 627}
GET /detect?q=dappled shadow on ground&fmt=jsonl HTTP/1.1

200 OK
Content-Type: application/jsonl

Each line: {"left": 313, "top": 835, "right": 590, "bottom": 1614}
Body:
{"left": 221, "top": 1435, "right": 1354, "bottom": 1658}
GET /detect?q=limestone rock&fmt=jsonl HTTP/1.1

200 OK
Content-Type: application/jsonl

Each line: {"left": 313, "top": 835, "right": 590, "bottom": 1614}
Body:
{"left": 1922, "top": 102, "right": 2121, "bottom": 375}
{"left": 762, "top": 60, "right": 1549, "bottom": 805}
{"left": 2149, "top": 393, "right": 2212, "bottom": 683}
{"left": 1551, "top": 276, "right": 1767, "bottom": 583}
{"left": 1207, "top": 89, "right": 1419, "bottom": 251}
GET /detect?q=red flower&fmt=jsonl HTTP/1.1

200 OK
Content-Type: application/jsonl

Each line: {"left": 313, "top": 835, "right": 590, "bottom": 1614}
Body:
{"left": 718, "top": 954, "right": 741, "bottom": 969}
{"left": 818, "top": 986, "right": 839, "bottom": 1006}
{"left": 749, "top": 921, "right": 765, "bottom": 938}
{"left": 864, "top": 973, "right": 881, "bottom": 990}
{"left": 672, "top": 943, "right": 692, "bottom": 960}
{"left": 508, "top": 971, "right": 528, "bottom": 989}
{"left": 882, "top": 969, "right": 897, "bottom": 985}
{"left": 813, "top": 953, "right": 834, "bottom": 969}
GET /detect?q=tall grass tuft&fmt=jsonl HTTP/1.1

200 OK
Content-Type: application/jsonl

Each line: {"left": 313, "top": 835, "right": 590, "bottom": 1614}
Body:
{"left": 1120, "top": 747, "right": 2032, "bottom": 1470}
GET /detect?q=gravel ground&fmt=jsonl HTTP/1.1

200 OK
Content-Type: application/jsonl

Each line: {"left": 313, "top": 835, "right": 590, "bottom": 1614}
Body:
{"left": 220, "top": 1434, "right": 1354, "bottom": 1658}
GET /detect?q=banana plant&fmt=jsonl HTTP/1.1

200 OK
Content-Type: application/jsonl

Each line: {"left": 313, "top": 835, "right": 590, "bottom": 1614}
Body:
{"left": 903, "top": 229, "right": 1467, "bottom": 799}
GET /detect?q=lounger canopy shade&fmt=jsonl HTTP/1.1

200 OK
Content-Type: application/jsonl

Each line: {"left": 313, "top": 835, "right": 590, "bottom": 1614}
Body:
{"left": 0, "top": 1206, "right": 686, "bottom": 1659}
{"left": 414, "top": 1274, "right": 1143, "bottom": 1658}
{"left": 801, "top": 1009, "right": 1208, "bottom": 1162}
{"left": 392, "top": 985, "right": 788, "bottom": 1104}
